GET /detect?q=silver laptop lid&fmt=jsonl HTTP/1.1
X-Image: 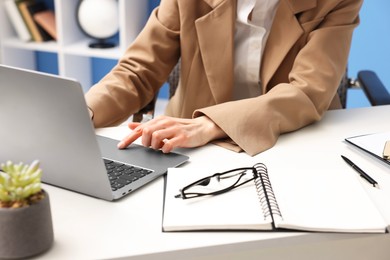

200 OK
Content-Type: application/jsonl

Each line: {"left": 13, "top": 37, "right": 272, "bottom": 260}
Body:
{"left": 0, "top": 65, "right": 189, "bottom": 201}
{"left": 0, "top": 65, "right": 114, "bottom": 200}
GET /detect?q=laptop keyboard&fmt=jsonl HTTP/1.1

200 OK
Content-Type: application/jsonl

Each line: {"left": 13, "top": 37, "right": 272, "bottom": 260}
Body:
{"left": 104, "top": 159, "right": 153, "bottom": 191}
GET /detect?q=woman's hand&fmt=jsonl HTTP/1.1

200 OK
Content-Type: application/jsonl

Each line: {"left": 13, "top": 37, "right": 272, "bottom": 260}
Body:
{"left": 117, "top": 115, "right": 227, "bottom": 153}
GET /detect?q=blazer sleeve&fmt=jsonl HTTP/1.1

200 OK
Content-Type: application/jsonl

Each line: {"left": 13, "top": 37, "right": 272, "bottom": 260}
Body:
{"left": 85, "top": 1, "right": 181, "bottom": 127}
{"left": 195, "top": 0, "right": 362, "bottom": 156}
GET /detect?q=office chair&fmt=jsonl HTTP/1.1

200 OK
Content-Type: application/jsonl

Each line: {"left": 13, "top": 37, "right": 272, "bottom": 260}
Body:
{"left": 338, "top": 69, "right": 390, "bottom": 108}
{"left": 133, "top": 64, "right": 390, "bottom": 122}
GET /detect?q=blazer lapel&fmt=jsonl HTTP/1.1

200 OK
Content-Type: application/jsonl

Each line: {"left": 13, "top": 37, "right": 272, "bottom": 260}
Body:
{"left": 195, "top": 0, "right": 236, "bottom": 104}
{"left": 261, "top": 0, "right": 317, "bottom": 92}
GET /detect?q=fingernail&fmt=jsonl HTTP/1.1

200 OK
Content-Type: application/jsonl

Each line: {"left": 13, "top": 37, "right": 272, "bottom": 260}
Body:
{"left": 117, "top": 141, "right": 124, "bottom": 149}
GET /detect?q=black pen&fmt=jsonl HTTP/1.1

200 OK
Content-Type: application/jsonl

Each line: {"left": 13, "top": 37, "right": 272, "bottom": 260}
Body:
{"left": 341, "top": 155, "right": 379, "bottom": 188}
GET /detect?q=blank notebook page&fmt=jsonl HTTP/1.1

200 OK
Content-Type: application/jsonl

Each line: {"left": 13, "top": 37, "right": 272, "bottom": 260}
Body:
{"left": 163, "top": 168, "right": 273, "bottom": 231}
{"left": 270, "top": 167, "right": 387, "bottom": 233}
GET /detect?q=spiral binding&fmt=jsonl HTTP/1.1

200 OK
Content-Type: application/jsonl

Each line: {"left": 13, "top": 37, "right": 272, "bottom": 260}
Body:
{"left": 254, "top": 163, "right": 283, "bottom": 223}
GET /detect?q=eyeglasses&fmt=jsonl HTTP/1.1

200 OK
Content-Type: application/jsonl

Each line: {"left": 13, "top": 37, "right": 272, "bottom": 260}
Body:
{"left": 175, "top": 163, "right": 266, "bottom": 199}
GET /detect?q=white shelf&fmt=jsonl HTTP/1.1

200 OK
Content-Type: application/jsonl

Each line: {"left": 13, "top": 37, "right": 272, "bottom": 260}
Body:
{"left": 0, "top": 0, "right": 148, "bottom": 91}
{"left": 64, "top": 39, "right": 122, "bottom": 59}
{"left": 2, "top": 37, "right": 59, "bottom": 52}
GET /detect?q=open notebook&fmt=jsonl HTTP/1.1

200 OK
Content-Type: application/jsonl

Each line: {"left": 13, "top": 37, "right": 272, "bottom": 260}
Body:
{"left": 162, "top": 165, "right": 388, "bottom": 233}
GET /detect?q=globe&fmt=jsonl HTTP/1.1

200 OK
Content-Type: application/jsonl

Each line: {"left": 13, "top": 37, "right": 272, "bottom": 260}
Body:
{"left": 76, "top": 0, "right": 119, "bottom": 48}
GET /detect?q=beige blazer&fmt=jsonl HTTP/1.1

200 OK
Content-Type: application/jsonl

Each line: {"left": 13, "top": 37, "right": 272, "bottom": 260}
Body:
{"left": 85, "top": 0, "right": 363, "bottom": 156}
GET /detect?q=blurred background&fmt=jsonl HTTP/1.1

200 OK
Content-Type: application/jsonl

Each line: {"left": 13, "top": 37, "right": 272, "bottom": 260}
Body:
{"left": 33, "top": 0, "right": 390, "bottom": 108}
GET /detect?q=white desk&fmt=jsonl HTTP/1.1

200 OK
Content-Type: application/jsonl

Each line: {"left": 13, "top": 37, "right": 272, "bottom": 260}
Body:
{"left": 36, "top": 105, "right": 390, "bottom": 260}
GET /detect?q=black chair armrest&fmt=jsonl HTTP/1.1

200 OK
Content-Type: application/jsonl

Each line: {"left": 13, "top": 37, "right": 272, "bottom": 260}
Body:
{"left": 358, "top": 70, "right": 390, "bottom": 106}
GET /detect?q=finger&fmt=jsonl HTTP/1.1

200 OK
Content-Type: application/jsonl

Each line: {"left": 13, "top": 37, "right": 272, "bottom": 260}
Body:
{"left": 150, "top": 128, "right": 174, "bottom": 150}
{"left": 139, "top": 119, "right": 170, "bottom": 147}
{"left": 128, "top": 122, "right": 141, "bottom": 130}
{"left": 161, "top": 138, "right": 173, "bottom": 153}
{"left": 161, "top": 136, "right": 184, "bottom": 153}
{"left": 140, "top": 126, "right": 154, "bottom": 148}
{"left": 117, "top": 128, "right": 142, "bottom": 149}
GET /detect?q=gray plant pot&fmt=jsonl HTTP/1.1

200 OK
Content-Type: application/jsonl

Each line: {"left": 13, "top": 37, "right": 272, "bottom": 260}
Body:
{"left": 0, "top": 190, "right": 54, "bottom": 259}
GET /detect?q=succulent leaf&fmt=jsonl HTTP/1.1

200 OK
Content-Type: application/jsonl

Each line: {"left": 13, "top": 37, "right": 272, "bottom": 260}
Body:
{"left": 0, "top": 160, "right": 43, "bottom": 206}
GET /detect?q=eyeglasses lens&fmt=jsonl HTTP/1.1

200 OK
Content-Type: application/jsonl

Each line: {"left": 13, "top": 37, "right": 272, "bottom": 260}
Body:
{"left": 186, "top": 169, "right": 250, "bottom": 195}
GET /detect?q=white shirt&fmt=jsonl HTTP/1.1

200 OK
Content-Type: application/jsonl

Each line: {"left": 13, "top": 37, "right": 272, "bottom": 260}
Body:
{"left": 233, "top": 0, "right": 279, "bottom": 100}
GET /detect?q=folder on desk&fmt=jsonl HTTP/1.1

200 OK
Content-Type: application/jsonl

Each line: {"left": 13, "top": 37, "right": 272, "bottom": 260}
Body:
{"left": 345, "top": 132, "right": 390, "bottom": 166}
{"left": 162, "top": 166, "right": 388, "bottom": 233}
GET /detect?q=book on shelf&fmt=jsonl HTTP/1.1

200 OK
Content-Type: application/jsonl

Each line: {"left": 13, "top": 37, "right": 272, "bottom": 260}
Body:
{"left": 162, "top": 164, "right": 388, "bottom": 233}
{"left": 17, "top": 0, "right": 53, "bottom": 42}
{"left": 4, "top": 0, "right": 32, "bottom": 41}
{"left": 33, "top": 9, "right": 57, "bottom": 40}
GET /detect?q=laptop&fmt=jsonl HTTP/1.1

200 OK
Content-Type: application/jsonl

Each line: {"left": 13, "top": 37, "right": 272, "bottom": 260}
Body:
{"left": 0, "top": 65, "right": 189, "bottom": 201}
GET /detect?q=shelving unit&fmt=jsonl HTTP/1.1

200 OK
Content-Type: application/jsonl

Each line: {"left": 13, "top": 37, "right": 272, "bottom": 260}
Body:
{"left": 0, "top": 0, "right": 148, "bottom": 92}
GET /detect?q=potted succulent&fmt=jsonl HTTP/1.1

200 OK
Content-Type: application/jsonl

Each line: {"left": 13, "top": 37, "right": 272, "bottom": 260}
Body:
{"left": 0, "top": 160, "right": 54, "bottom": 259}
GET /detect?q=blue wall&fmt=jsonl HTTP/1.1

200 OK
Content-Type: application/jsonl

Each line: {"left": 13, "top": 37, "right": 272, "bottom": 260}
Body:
{"left": 347, "top": 0, "right": 390, "bottom": 108}
{"left": 36, "top": 0, "right": 390, "bottom": 106}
